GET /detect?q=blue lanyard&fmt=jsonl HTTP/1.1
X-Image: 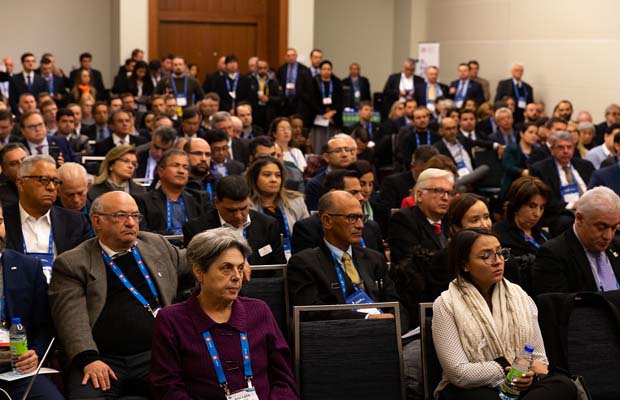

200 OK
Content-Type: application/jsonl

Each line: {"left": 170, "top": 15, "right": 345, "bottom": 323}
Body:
{"left": 100, "top": 246, "right": 160, "bottom": 314}
{"left": 321, "top": 80, "right": 333, "bottom": 99}
{"left": 166, "top": 196, "right": 188, "bottom": 234}
{"left": 170, "top": 75, "right": 188, "bottom": 98}
{"left": 519, "top": 229, "right": 547, "bottom": 249}
{"left": 330, "top": 253, "right": 361, "bottom": 299}
{"left": 23, "top": 230, "right": 54, "bottom": 255}
{"left": 360, "top": 237, "right": 366, "bottom": 248}
{"left": 202, "top": 331, "right": 253, "bottom": 392}
{"left": 48, "top": 77, "right": 54, "bottom": 95}
{"left": 225, "top": 73, "right": 239, "bottom": 94}
{"left": 279, "top": 206, "right": 292, "bottom": 251}
{"left": 205, "top": 181, "right": 213, "bottom": 201}
{"left": 415, "top": 131, "right": 432, "bottom": 147}
{"left": 512, "top": 80, "right": 528, "bottom": 100}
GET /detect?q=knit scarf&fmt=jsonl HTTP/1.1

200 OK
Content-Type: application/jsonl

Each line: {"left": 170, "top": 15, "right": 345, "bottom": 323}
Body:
{"left": 440, "top": 278, "right": 534, "bottom": 363}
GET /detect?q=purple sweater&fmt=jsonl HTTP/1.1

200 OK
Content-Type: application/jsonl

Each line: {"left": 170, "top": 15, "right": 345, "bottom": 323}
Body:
{"left": 150, "top": 295, "right": 299, "bottom": 400}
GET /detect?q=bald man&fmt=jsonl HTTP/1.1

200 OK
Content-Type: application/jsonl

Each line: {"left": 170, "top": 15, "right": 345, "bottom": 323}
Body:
{"left": 495, "top": 63, "right": 534, "bottom": 122}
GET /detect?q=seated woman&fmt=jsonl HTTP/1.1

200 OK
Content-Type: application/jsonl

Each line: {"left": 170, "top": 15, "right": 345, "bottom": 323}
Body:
{"left": 432, "top": 228, "right": 576, "bottom": 400}
{"left": 493, "top": 176, "right": 550, "bottom": 291}
{"left": 71, "top": 67, "right": 97, "bottom": 103}
{"left": 246, "top": 156, "right": 309, "bottom": 260}
{"left": 500, "top": 122, "right": 539, "bottom": 197}
{"left": 150, "top": 228, "right": 299, "bottom": 399}
{"left": 87, "top": 144, "right": 146, "bottom": 202}
{"left": 270, "top": 116, "right": 307, "bottom": 173}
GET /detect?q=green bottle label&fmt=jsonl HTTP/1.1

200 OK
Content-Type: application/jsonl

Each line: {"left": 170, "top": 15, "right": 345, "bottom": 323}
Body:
{"left": 502, "top": 367, "right": 525, "bottom": 396}
{"left": 10, "top": 339, "right": 27, "bottom": 356}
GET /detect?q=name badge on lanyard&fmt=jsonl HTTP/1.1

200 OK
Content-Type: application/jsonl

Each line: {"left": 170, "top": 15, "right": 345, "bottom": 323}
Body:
{"left": 513, "top": 81, "right": 527, "bottom": 109}
{"left": 24, "top": 232, "right": 54, "bottom": 284}
{"left": 560, "top": 183, "right": 580, "bottom": 204}
{"left": 171, "top": 76, "right": 188, "bottom": 107}
{"left": 166, "top": 197, "right": 188, "bottom": 235}
{"left": 227, "top": 74, "right": 239, "bottom": 100}
{"left": 286, "top": 82, "right": 295, "bottom": 90}
{"left": 322, "top": 81, "right": 333, "bottom": 106}
{"left": 455, "top": 147, "right": 470, "bottom": 178}
{"left": 330, "top": 254, "right": 382, "bottom": 314}
{"left": 280, "top": 206, "right": 292, "bottom": 261}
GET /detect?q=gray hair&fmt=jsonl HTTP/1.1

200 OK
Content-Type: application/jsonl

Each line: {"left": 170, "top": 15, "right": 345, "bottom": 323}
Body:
{"left": 327, "top": 133, "right": 357, "bottom": 150}
{"left": 187, "top": 227, "right": 252, "bottom": 272}
{"left": 494, "top": 107, "right": 512, "bottom": 120}
{"left": 57, "top": 162, "right": 88, "bottom": 185}
{"left": 413, "top": 168, "right": 455, "bottom": 202}
{"left": 577, "top": 186, "right": 620, "bottom": 217}
{"left": 209, "top": 111, "right": 232, "bottom": 129}
{"left": 549, "top": 130, "right": 573, "bottom": 147}
{"left": 605, "top": 104, "right": 620, "bottom": 115}
{"left": 577, "top": 121, "right": 595, "bottom": 132}
{"left": 17, "top": 155, "right": 56, "bottom": 178}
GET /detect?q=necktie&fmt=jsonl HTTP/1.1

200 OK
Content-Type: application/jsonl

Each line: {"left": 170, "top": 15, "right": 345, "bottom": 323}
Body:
{"left": 98, "top": 128, "right": 105, "bottom": 141}
{"left": 563, "top": 166, "right": 574, "bottom": 184}
{"left": 595, "top": 252, "right": 618, "bottom": 291}
{"left": 119, "top": 139, "right": 126, "bottom": 145}
{"left": 342, "top": 252, "right": 364, "bottom": 290}
{"left": 432, "top": 222, "right": 442, "bottom": 235}
{"left": 428, "top": 84, "right": 436, "bottom": 100}
{"left": 259, "top": 77, "right": 265, "bottom": 93}
{"left": 35, "top": 145, "right": 44, "bottom": 154}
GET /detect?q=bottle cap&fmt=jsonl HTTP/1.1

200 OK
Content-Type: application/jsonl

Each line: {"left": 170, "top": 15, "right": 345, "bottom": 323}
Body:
{"left": 524, "top": 344, "right": 534, "bottom": 353}
{"left": 11, "top": 317, "right": 21, "bottom": 325}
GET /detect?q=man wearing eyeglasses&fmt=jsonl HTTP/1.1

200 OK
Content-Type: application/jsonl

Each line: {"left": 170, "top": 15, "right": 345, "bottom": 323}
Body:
{"left": 94, "top": 110, "right": 148, "bottom": 157}
{"left": 288, "top": 190, "right": 408, "bottom": 326}
{"left": 388, "top": 168, "right": 455, "bottom": 265}
{"left": 16, "top": 109, "right": 77, "bottom": 163}
{"left": 4, "top": 155, "right": 91, "bottom": 283}
{"left": 183, "top": 137, "right": 218, "bottom": 202}
{"left": 48, "top": 191, "right": 190, "bottom": 399}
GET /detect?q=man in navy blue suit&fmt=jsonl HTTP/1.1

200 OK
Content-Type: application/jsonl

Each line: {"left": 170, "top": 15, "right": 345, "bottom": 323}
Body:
{"left": 449, "top": 63, "right": 485, "bottom": 108}
{"left": 8, "top": 52, "right": 47, "bottom": 114}
{"left": 0, "top": 204, "right": 63, "bottom": 399}
{"left": 15, "top": 110, "right": 76, "bottom": 163}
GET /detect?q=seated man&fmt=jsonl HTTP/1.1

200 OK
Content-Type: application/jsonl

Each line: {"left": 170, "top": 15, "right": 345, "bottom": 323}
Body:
{"left": 183, "top": 175, "right": 285, "bottom": 265}
{"left": 135, "top": 125, "right": 176, "bottom": 183}
{"left": 585, "top": 123, "right": 620, "bottom": 169}
{"left": 528, "top": 117, "right": 568, "bottom": 165}
{"left": 288, "top": 191, "right": 406, "bottom": 326}
{"left": 57, "top": 162, "right": 90, "bottom": 214}
{"left": 292, "top": 169, "right": 384, "bottom": 254}
{"left": 94, "top": 110, "right": 147, "bottom": 156}
{"left": 183, "top": 137, "right": 217, "bottom": 201}
{"left": 49, "top": 191, "right": 189, "bottom": 399}
{"left": 205, "top": 129, "right": 245, "bottom": 177}
{"left": 0, "top": 143, "right": 28, "bottom": 207}
{"left": 6, "top": 155, "right": 91, "bottom": 282}
{"left": 388, "top": 168, "right": 454, "bottom": 265}
{"left": 134, "top": 149, "right": 210, "bottom": 235}
{"left": 16, "top": 110, "right": 76, "bottom": 163}
{"left": 533, "top": 186, "right": 620, "bottom": 294}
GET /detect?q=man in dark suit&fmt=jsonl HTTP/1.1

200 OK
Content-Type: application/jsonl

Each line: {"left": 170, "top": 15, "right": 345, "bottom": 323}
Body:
{"left": 0, "top": 109, "right": 19, "bottom": 146}
{"left": 528, "top": 117, "right": 568, "bottom": 165}
{"left": 396, "top": 107, "right": 441, "bottom": 171}
{"left": 86, "top": 101, "right": 111, "bottom": 141}
{"left": 94, "top": 110, "right": 147, "bottom": 156}
{"left": 277, "top": 48, "right": 312, "bottom": 122}
{"left": 530, "top": 130, "right": 595, "bottom": 236}
{"left": 176, "top": 106, "right": 206, "bottom": 139}
{"left": 135, "top": 126, "right": 176, "bottom": 182}
{"left": 210, "top": 112, "right": 249, "bottom": 166}
{"left": 8, "top": 52, "right": 47, "bottom": 113}
{"left": 183, "top": 175, "right": 286, "bottom": 265}
{"left": 69, "top": 52, "right": 106, "bottom": 101}
{"left": 414, "top": 66, "right": 449, "bottom": 114}
{"left": 588, "top": 162, "right": 620, "bottom": 194}
{"left": 39, "top": 56, "right": 67, "bottom": 107}
{"left": 0, "top": 143, "right": 28, "bottom": 207}
{"left": 388, "top": 168, "right": 454, "bottom": 265}
{"left": 381, "top": 58, "right": 424, "bottom": 120}
{"left": 212, "top": 54, "right": 256, "bottom": 112}
{"left": 6, "top": 155, "right": 91, "bottom": 283}
{"left": 494, "top": 63, "right": 534, "bottom": 123}
{"left": 594, "top": 104, "right": 620, "bottom": 146}
{"left": 205, "top": 129, "right": 245, "bottom": 177}
{"left": 341, "top": 62, "right": 371, "bottom": 109}
{"left": 287, "top": 190, "right": 407, "bottom": 327}
{"left": 448, "top": 63, "right": 485, "bottom": 108}
{"left": 235, "top": 101, "right": 264, "bottom": 140}
{"left": 15, "top": 110, "right": 76, "bottom": 163}
{"left": 292, "top": 169, "right": 383, "bottom": 254}
{"left": 251, "top": 59, "right": 282, "bottom": 131}
{"left": 134, "top": 149, "right": 210, "bottom": 235}
{"left": 489, "top": 107, "right": 518, "bottom": 146}
{"left": 183, "top": 138, "right": 218, "bottom": 201}
{"left": 346, "top": 102, "right": 382, "bottom": 143}
{"left": 202, "top": 56, "right": 225, "bottom": 94}
{"left": 532, "top": 186, "right": 620, "bottom": 294}
{"left": 48, "top": 191, "right": 189, "bottom": 398}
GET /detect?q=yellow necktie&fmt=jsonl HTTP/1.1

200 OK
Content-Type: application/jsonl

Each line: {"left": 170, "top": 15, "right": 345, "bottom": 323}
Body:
{"left": 342, "top": 252, "right": 364, "bottom": 290}
{"left": 428, "top": 84, "right": 436, "bottom": 100}
{"left": 259, "top": 77, "right": 265, "bottom": 93}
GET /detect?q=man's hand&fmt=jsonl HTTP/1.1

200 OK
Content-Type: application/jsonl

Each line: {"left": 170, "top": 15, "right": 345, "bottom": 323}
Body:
{"left": 497, "top": 144, "right": 505, "bottom": 159}
{"left": 14, "top": 350, "right": 38, "bottom": 374}
{"left": 82, "top": 360, "right": 118, "bottom": 391}
{"left": 57, "top": 152, "right": 65, "bottom": 166}
{"left": 243, "top": 260, "right": 251, "bottom": 282}
{"left": 368, "top": 313, "right": 394, "bottom": 320}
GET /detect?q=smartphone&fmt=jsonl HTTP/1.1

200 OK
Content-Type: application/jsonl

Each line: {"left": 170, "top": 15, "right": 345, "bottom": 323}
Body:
{"left": 49, "top": 145, "right": 61, "bottom": 162}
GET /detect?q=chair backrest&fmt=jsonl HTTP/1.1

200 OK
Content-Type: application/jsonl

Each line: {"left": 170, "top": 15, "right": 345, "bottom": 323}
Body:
{"left": 419, "top": 302, "right": 442, "bottom": 400}
{"left": 132, "top": 177, "right": 151, "bottom": 187}
{"left": 294, "top": 302, "right": 405, "bottom": 400}
{"left": 241, "top": 264, "right": 289, "bottom": 338}
{"left": 81, "top": 155, "right": 105, "bottom": 175}
{"left": 472, "top": 148, "right": 503, "bottom": 189}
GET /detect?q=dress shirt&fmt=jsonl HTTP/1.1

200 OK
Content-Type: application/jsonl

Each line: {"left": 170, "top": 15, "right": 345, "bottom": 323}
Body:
{"left": 217, "top": 212, "right": 251, "bottom": 240}
{"left": 573, "top": 226, "right": 618, "bottom": 292}
{"left": 555, "top": 160, "right": 587, "bottom": 209}
{"left": 19, "top": 203, "right": 57, "bottom": 255}
{"left": 145, "top": 155, "right": 158, "bottom": 181}
{"left": 324, "top": 239, "right": 353, "bottom": 272}
{"left": 443, "top": 139, "right": 473, "bottom": 175}
{"left": 112, "top": 133, "right": 129, "bottom": 146}
{"left": 23, "top": 72, "right": 34, "bottom": 88}
{"left": 227, "top": 140, "right": 235, "bottom": 160}
{"left": 99, "top": 240, "right": 135, "bottom": 259}
{"left": 585, "top": 144, "right": 612, "bottom": 169}
{"left": 398, "top": 74, "right": 414, "bottom": 101}
{"left": 26, "top": 138, "right": 49, "bottom": 156}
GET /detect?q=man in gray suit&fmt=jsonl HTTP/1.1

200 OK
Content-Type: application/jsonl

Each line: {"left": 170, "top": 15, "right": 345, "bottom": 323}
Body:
{"left": 48, "top": 191, "right": 189, "bottom": 399}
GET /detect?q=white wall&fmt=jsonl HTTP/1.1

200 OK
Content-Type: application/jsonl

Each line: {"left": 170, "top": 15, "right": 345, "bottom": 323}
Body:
{"left": 117, "top": 0, "right": 149, "bottom": 63}
{"left": 423, "top": 0, "right": 620, "bottom": 120}
{"left": 288, "top": 0, "right": 315, "bottom": 65}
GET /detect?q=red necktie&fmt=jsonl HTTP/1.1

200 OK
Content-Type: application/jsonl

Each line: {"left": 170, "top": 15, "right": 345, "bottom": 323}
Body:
{"left": 433, "top": 223, "right": 442, "bottom": 235}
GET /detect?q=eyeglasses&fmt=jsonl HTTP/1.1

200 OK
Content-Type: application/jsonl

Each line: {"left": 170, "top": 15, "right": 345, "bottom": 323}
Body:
{"left": 22, "top": 176, "right": 62, "bottom": 186}
{"left": 326, "top": 147, "right": 356, "bottom": 154}
{"left": 477, "top": 248, "right": 511, "bottom": 265}
{"left": 96, "top": 212, "right": 144, "bottom": 222}
{"left": 422, "top": 188, "right": 456, "bottom": 197}
{"left": 117, "top": 158, "right": 138, "bottom": 167}
{"left": 326, "top": 213, "right": 369, "bottom": 224}
{"left": 24, "top": 122, "right": 45, "bottom": 130}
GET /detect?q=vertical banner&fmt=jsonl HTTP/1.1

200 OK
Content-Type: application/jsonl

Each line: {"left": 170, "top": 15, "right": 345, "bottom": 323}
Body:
{"left": 416, "top": 42, "right": 440, "bottom": 79}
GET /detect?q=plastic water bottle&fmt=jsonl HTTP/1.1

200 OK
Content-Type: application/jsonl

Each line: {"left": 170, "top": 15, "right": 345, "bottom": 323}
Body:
{"left": 499, "top": 344, "right": 534, "bottom": 400}
{"left": 9, "top": 317, "right": 28, "bottom": 373}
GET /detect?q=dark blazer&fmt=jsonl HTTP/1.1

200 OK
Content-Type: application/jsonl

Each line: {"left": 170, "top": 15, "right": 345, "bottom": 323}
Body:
{"left": 530, "top": 157, "right": 595, "bottom": 216}
{"left": 494, "top": 79, "right": 534, "bottom": 121}
{"left": 134, "top": 188, "right": 211, "bottom": 234}
{"left": 381, "top": 73, "right": 424, "bottom": 118}
{"left": 69, "top": 68, "right": 105, "bottom": 100}
{"left": 433, "top": 139, "right": 475, "bottom": 168}
{"left": 341, "top": 76, "right": 371, "bottom": 108}
{"left": 0, "top": 175, "right": 19, "bottom": 207}
{"left": 213, "top": 159, "right": 245, "bottom": 177}
{"left": 388, "top": 206, "right": 447, "bottom": 265}
{"left": 135, "top": 147, "right": 151, "bottom": 179}
{"left": 309, "top": 76, "right": 344, "bottom": 128}
{"left": 183, "top": 208, "right": 286, "bottom": 266}
{"left": 527, "top": 144, "right": 552, "bottom": 165}
{"left": 276, "top": 62, "right": 312, "bottom": 120}
{"left": 9, "top": 73, "right": 48, "bottom": 112}
{"left": 457, "top": 130, "right": 495, "bottom": 152}
{"left": 17, "top": 135, "right": 77, "bottom": 163}
{"left": 489, "top": 129, "right": 518, "bottom": 146}
{"left": 123, "top": 77, "right": 154, "bottom": 98}
{"left": 346, "top": 121, "right": 383, "bottom": 143}
{"left": 500, "top": 143, "right": 529, "bottom": 195}
{"left": 532, "top": 227, "right": 620, "bottom": 294}
{"left": 231, "top": 137, "right": 249, "bottom": 166}
{"left": 291, "top": 214, "right": 384, "bottom": 255}
{"left": 588, "top": 163, "right": 620, "bottom": 194}
{"left": 202, "top": 71, "right": 224, "bottom": 94}
{"left": 493, "top": 219, "right": 547, "bottom": 258}
{"left": 448, "top": 79, "right": 484, "bottom": 105}
{"left": 413, "top": 82, "right": 449, "bottom": 107}
{"left": 4, "top": 204, "right": 92, "bottom": 255}
{"left": 303, "top": 168, "right": 328, "bottom": 211}
{"left": 87, "top": 180, "right": 146, "bottom": 203}
{"left": 94, "top": 135, "right": 148, "bottom": 156}
{"left": 396, "top": 126, "right": 441, "bottom": 170}
{"left": 213, "top": 73, "right": 257, "bottom": 112}
{"left": 377, "top": 171, "right": 415, "bottom": 210}
{"left": 42, "top": 75, "right": 68, "bottom": 106}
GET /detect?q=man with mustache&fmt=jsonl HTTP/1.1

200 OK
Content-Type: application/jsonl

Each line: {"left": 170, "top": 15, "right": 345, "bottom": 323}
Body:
{"left": 4, "top": 155, "right": 91, "bottom": 283}
{"left": 48, "top": 191, "right": 189, "bottom": 398}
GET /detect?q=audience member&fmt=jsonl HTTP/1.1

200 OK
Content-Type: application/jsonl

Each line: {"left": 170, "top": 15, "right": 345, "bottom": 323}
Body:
{"left": 0, "top": 143, "right": 28, "bottom": 206}
{"left": 500, "top": 121, "right": 539, "bottom": 196}
{"left": 448, "top": 63, "right": 484, "bottom": 108}
{"left": 69, "top": 52, "right": 106, "bottom": 100}
{"left": 212, "top": 54, "right": 255, "bottom": 113}
{"left": 342, "top": 62, "right": 371, "bottom": 109}
{"left": 495, "top": 63, "right": 534, "bottom": 122}
{"left": 18, "top": 110, "right": 76, "bottom": 163}
{"left": 210, "top": 111, "right": 250, "bottom": 165}
{"left": 467, "top": 60, "right": 490, "bottom": 102}
{"left": 588, "top": 131, "right": 620, "bottom": 192}
{"left": 55, "top": 107, "right": 91, "bottom": 155}
{"left": 252, "top": 59, "right": 282, "bottom": 131}
{"left": 57, "top": 162, "right": 90, "bottom": 213}
{"left": 205, "top": 129, "right": 245, "bottom": 177}
{"left": 414, "top": 66, "right": 448, "bottom": 114}
{"left": 308, "top": 60, "right": 344, "bottom": 152}
{"left": 489, "top": 107, "right": 517, "bottom": 145}
{"left": 94, "top": 110, "right": 147, "bottom": 156}
{"left": 135, "top": 125, "right": 176, "bottom": 182}
{"left": 9, "top": 52, "right": 47, "bottom": 113}
{"left": 585, "top": 123, "right": 620, "bottom": 169}
{"left": 269, "top": 116, "right": 306, "bottom": 172}
{"left": 397, "top": 106, "right": 440, "bottom": 171}
{"left": 235, "top": 101, "right": 263, "bottom": 139}
{"left": 154, "top": 56, "right": 204, "bottom": 106}
{"left": 594, "top": 103, "right": 620, "bottom": 145}
{"left": 528, "top": 117, "right": 568, "bottom": 164}
{"left": 88, "top": 144, "right": 145, "bottom": 202}
{"left": 177, "top": 106, "right": 204, "bottom": 139}
{"left": 381, "top": 58, "right": 423, "bottom": 118}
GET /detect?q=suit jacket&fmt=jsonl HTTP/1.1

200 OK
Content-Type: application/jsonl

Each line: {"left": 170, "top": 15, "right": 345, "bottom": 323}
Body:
{"left": 588, "top": 163, "right": 620, "bottom": 194}
{"left": 532, "top": 227, "right": 620, "bottom": 294}
{"left": 213, "top": 73, "right": 257, "bottom": 112}
{"left": 202, "top": 71, "right": 224, "bottom": 93}
{"left": 309, "top": 76, "right": 344, "bottom": 128}
{"left": 291, "top": 214, "right": 384, "bottom": 255}
{"left": 69, "top": 68, "right": 105, "bottom": 100}
{"left": 377, "top": 171, "right": 415, "bottom": 210}
{"left": 94, "top": 135, "right": 148, "bottom": 156}
{"left": 530, "top": 157, "right": 595, "bottom": 216}
{"left": 527, "top": 144, "right": 552, "bottom": 165}
{"left": 0, "top": 175, "right": 18, "bottom": 207}
{"left": 212, "top": 159, "right": 245, "bottom": 177}
{"left": 381, "top": 72, "right": 424, "bottom": 119}
{"left": 135, "top": 146, "right": 151, "bottom": 179}
{"left": 341, "top": 75, "right": 371, "bottom": 108}
{"left": 276, "top": 62, "right": 313, "bottom": 121}
{"left": 182, "top": 208, "right": 286, "bottom": 266}
{"left": 48, "top": 232, "right": 188, "bottom": 361}
{"left": 18, "top": 135, "right": 77, "bottom": 163}
{"left": 9, "top": 73, "right": 48, "bottom": 112}
{"left": 489, "top": 129, "right": 518, "bottom": 146}
{"left": 413, "top": 82, "right": 449, "bottom": 107}
{"left": 134, "top": 187, "right": 211, "bottom": 234}
{"left": 304, "top": 168, "right": 328, "bottom": 211}
{"left": 396, "top": 126, "right": 441, "bottom": 171}
{"left": 1, "top": 249, "right": 53, "bottom": 361}
{"left": 494, "top": 79, "right": 534, "bottom": 121}
{"left": 433, "top": 139, "right": 475, "bottom": 169}
{"left": 42, "top": 74, "right": 68, "bottom": 106}
{"left": 346, "top": 121, "right": 383, "bottom": 143}
{"left": 448, "top": 79, "right": 485, "bottom": 106}
{"left": 500, "top": 143, "right": 529, "bottom": 195}
{"left": 231, "top": 137, "right": 249, "bottom": 166}
{"left": 87, "top": 180, "right": 146, "bottom": 203}
{"left": 388, "top": 206, "right": 447, "bottom": 265}
{"left": 4, "top": 204, "right": 92, "bottom": 255}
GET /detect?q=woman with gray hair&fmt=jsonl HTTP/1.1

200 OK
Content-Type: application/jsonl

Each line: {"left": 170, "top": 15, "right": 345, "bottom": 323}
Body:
{"left": 150, "top": 227, "right": 299, "bottom": 399}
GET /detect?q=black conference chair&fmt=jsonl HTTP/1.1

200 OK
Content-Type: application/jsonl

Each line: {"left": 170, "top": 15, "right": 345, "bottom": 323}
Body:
{"left": 293, "top": 302, "right": 405, "bottom": 400}
{"left": 419, "top": 302, "right": 442, "bottom": 400}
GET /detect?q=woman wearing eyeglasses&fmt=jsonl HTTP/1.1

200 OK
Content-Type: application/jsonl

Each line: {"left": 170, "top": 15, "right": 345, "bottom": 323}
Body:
{"left": 431, "top": 228, "right": 576, "bottom": 400}
{"left": 269, "top": 117, "right": 307, "bottom": 173}
{"left": 87, "top": 144, "right": 145, "bottom": 202}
